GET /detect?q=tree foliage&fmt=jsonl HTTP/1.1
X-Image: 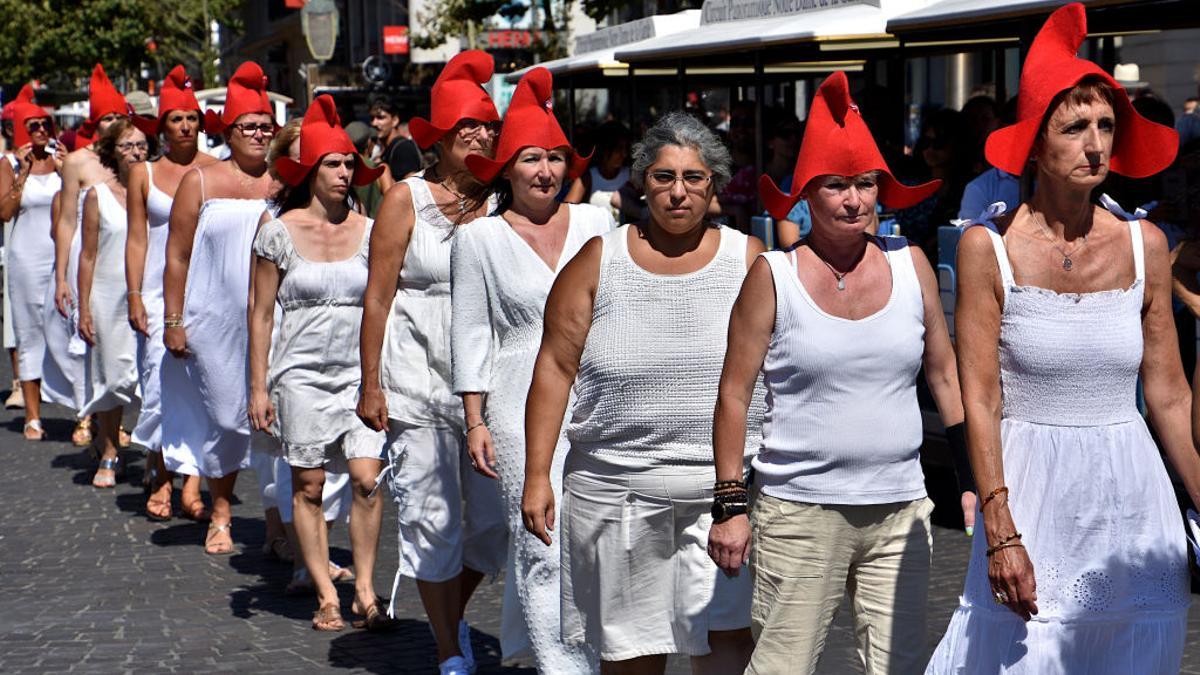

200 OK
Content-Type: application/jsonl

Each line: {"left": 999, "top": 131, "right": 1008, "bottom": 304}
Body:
{"left": 0, "top": 0, "right": 242, "bottom": 94}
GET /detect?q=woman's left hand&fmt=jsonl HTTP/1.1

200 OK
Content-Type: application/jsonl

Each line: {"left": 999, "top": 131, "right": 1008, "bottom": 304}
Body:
{"left": 521, "top": 477, "right": 556, "bottom": 547}
{"left": 247, "top": 389, "right": 276, "bottom": 434}
{"left": 77, "top": 311, "right": 96, "bottom": 346}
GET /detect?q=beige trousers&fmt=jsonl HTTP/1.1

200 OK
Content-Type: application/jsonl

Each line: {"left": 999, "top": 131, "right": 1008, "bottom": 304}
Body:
{"left": 747, "top": 494, "right": 934, "bottom": 675}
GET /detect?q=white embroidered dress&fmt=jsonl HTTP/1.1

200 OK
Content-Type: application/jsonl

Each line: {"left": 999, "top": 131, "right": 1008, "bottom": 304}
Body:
{"left": 131, "top": 161, "right": 174, "bottom": 450}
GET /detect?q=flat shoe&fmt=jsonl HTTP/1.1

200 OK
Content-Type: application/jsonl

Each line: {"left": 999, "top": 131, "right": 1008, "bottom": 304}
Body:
{"left": 351, "top": 598, "right": 398, "bottom": 632}
{"left": 146, "top": 493, "right": 172, "bottom": 521}
{"left": 72, "top": 420, "right": 94, "bottom": 448}
{"left": 312, "top": 604, "right": 344, "bottom": 632}
{"left": 23, "top": 419, "right": 44, "bottom": 441}
{"left": 205, "top": 522, "right": 234, "bottom": 556}
{"left": 92, "top": 457, "right": 120, "bottom": 489}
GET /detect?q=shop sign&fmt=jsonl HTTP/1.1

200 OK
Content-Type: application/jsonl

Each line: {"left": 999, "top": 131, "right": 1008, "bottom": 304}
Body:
{"left": 701, "top": 0, "right": 876, "bottom": 24}
{"left": 383, "top": 25, "right": 410, "bottom": 54}
{"left": 486, "top": 30, "right": 537, "bottom": 49}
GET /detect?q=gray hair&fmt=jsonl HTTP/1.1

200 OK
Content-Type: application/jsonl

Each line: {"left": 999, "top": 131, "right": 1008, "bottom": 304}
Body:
{"left": 630, "top": 112, "right": 732, "bottom": 193}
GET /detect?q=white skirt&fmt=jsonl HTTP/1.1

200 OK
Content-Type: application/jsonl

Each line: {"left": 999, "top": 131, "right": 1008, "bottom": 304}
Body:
{"left": 560, "top": 451, "right": 751, "bottom": 661}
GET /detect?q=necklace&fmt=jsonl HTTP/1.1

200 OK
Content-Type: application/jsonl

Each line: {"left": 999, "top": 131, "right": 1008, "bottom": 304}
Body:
{"left": 429, "top": 169, "right": 469, "bottom": 215}
{"left": 808, "top": 241, "right": 865, "bottom": 291}
{"left": 1032, "top": 210, "right": 1088, "bottom": 271}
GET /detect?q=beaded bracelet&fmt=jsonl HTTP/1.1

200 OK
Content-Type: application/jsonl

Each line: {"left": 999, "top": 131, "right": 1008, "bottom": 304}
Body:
{"left": 982, "top": 486, "right": 1009, "bottom": 508}
{"left": 986, "top": 542, "right": 1025, "bottom": 558}
{"left": 465, "top": 420, "right": 486, "bottom": 434}
{"left": 985, "top": 531, "right": 1023, "bottom": 557}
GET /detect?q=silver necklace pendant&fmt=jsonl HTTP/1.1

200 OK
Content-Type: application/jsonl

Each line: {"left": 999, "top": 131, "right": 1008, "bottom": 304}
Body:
{"left": 836, "top": 276, "right": 846, "bottom": 291}
{"left": 1062, "top": 257, "right": 1073, "bottom": 271}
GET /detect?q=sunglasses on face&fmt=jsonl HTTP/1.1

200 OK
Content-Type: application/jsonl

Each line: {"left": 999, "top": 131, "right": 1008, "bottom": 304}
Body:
{"left": 457, "top": 119, "right": 501, "bottom": 137}
{"left": 233, "top": 122, "right": 275, "bottom": 137}
{"left": 25, "top": 120, "right": 50, "bottom": 132}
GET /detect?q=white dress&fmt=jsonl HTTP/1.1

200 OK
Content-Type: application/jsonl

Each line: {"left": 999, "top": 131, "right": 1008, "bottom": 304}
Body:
{"left": 451, "top": 203, "right": 614, "bottom": 673}
{"left": 926, "top": 203, "right": 1189, "bottom": 674}
{"left": 161, "top": 196, "right": 264, "bottom": 478}
{"left": 40, "top": 192, "right": 87, "bottom": 408}
{"left": 130, "top": 161, "right": 172, "bottom": 451}
{"left": 251, "top": 217, "right": 383, "bottom": 467}
{"left": 80, "top": 183, "right": 140, "bottom": 415}
{"left": 7, "top": 170, "right": 61, "bottom": 383}
{"left": 2, "top": 153, "right": 17, "bottom": 350}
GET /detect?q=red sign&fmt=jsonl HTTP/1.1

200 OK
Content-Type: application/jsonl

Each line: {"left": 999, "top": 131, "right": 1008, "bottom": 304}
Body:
{"left": 285, "top": 0, "right": 306, "bottom": 8}
{"left": 486, "top": 30, "right": 536, "bottom": 49}
{"left": 383, "top": 26, "right": 410, "bottom": 55}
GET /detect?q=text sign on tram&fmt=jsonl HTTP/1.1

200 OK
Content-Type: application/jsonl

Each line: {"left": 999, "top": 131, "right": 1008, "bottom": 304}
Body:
{"left": 700, "top": 0, "right": 877, "bottom": 24}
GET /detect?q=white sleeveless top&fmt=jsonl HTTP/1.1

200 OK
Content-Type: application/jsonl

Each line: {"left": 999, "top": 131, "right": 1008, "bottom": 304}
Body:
{"left": 587, "top": 166, "right": 629, "bottom": 193}
{"left": 752, "top": 237, "right": 927, "bottom": 505}
{"left": 568, "top": 224, "right": 764, "bottom": 466}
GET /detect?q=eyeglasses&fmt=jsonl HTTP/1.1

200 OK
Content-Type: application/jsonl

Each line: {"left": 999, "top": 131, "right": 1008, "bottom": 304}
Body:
{"left": 25, "top": 120, "right": 50, "bottom": 132}
{"left": 233, "top": 122, "right": 275, "bottom": 137}
{"left": 117, "top": 141, "right": 149, "bottom": 152}
{"left": 457, "top": 119, "right": 501, "bottom": 138}
{"left": 645, "top": 170, "right": 712, "bottom": 191}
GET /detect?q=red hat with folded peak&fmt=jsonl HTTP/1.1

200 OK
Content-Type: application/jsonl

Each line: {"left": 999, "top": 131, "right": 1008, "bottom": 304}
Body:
{"left": 759, "top": 71, "right": 939, "bottom": 220}
{"left": 409, "top": 50, "right": 500, "bottom": 149}
{"left": 1, "top": 83, "right": 35, "bottom": 123}
{"left": 275, "top": 94, "right": 384, "bottom": 187}
{"left": 77, "top": 63, "right": 131, "bottom": 149}
{"left": 204, "top": 61, "right": 274, "bottom": 135}
{"left": 133, "top": 65, "right": 202, "bottom": 136}
{"left": 985, "top": 2, "right": 1176, "bottom": 178}
{"left": 12, "top": 96, "right": 55, "bottom": 148}
{"left": 465, "top": 67, "right": 588, "bottom": 184}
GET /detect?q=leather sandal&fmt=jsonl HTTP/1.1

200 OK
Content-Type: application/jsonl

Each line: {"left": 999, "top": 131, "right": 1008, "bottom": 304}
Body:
{"left": 180, "top": 499, "right": 211, "bottom": 522}
{"left": 92, "top": 457, "right": 120, "bottom": 489}
{"left": 312, "top": 604, "right": 345, "bottom": 632}
{"left": 351, "top": 597, "right": 398, "bottom": 632}
{"left": 118, "top": 424, "right": 132, "bottom": 448}
{"left": 146, "top": 489, "right": 172, "bottom": 521}
{"left": 23, "top": 419, "right": 44, "bottom": 441}
{"left": 205, "top": 522, "right": 235, "bottom": 556}
{"left": 72, "top": 419, "right": 95, "bottom": 448}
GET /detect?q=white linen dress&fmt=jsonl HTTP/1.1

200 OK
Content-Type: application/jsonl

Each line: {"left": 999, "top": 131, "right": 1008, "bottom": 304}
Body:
{"left": 161, "top": 194, "right": 264, "bottom": 478}
{"left": 7, "top": 170, "right": 61, "bottom": 384}
{"left": 927, "top": 201, "right": 1189, "bottom": 674}
{"left": 450, "top": 202, "right": 613, "bottom": 673}
{"left": 80, "top": 183, "right": 139, "bottom": 415}
{"left": 2, "top": 154, "right": 17, "bottom": 350}
{"left": 130, "top": 161, "right": 173, "bottom": 451}
{"left": 40, "top": 193, "right": 87, "bottom": 408}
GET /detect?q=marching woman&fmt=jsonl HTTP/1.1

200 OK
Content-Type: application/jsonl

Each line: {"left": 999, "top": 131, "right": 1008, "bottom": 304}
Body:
{"left": 248, "top": 95, "right": 390, "bottom": 631}
{"left": 2, "top": 83, "right": 35, "bottom": 410}
{"left": 127, "top": 65, "right": 217, "bottom": 519}
{"left": 0, "top": 94, "right": 63, "bottom": 439}
{"left": 161, "top": 62, "right": 276, "bottom": 555}
{"left": 357, "top": 50, "right": 507, "bottom": 674}
{"left": 451, "top": 66, "right": 613, "bottom": 673}
{"left": 522, "top": 111, "right": 765, "bottom": 674}
{"left": 48, "top": 64, "right": 128, "bottom": 446}
{"left": 927, "top": 5, "right": 1200, "bottom": 672}
{"left": 77, "top": 119, "right": 149, "bottom": 487}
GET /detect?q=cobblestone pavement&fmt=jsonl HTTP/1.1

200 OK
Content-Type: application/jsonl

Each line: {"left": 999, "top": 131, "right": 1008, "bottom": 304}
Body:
{"left": 2, "top": 369, "right": 1200, "bottom": 673}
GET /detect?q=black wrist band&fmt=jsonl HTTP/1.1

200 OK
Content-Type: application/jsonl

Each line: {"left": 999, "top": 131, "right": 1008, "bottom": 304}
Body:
{"left": 946, "top": 422, "right": 976, "bottom": 494}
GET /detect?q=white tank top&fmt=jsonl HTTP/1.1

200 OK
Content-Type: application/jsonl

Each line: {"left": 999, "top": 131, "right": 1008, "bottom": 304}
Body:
{"left": 752, "top": 237, "right": 928, "bottom": 505}
{"left": 568, "top": 224, "right": 764, "bottom": 466}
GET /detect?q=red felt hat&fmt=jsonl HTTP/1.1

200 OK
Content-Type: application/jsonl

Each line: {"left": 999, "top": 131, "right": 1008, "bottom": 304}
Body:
{"left": 77, "top": 63, "right": 130, "bottom": 149}
{"left": 1, "top": 83, "right": 35, "bottom": 122}
{"left": 759, "top": 71, "right": 940, "bottom": 220}
{"left": 465, "top": 67, "right": 587, "bottom": 184}
{"left": 204, "top": 62, "right": 274, "bottom": 135}
{"left": 12, "top": 97, "right": 55, "bottom": 148}
{"left": 133, "top": 65, "right": 202, "bottom": 136}
{"left": 409, "top": 50, "right": 500, "bottom": 149}
{"left": 985, "top": 3, "right": 1177, "bottom": 178}
{"left": 275, "top": 94, "right": 384, "bottom": 187}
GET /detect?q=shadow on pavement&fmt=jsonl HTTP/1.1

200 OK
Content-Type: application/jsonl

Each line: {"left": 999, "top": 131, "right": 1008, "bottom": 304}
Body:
{"left": 326, "top": 620, "right": 535, "bottom": 674}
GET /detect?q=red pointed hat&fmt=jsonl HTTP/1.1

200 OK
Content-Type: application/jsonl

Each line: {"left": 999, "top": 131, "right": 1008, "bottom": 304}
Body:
{"left": 204, "top": 62, "right": 274, "bottom": 135}
{"left": 1, "top": 83, "right": 35, "bottom": 123}
{"left": 133, "top": 65, "right": 202, "bottom": 136}
{"left": 12, "top": 96, "right": 55, "bottom": 148}
{"left": 409, "top": 50, "right": 500, "bottom": 149}
{"left": 985, "top": 3, "right": 1176, "bottom": 178}
{"left": 77, "top": 63, "right": 130, "bottom": 148}
{"left": 465, "top": 67, "right": 588, "bottom": 183}
{"left": 275, "top": 94, "right": 384, "bottom": 187}
{"left": 759, "top": 71, "right": 939, "bottom": 220}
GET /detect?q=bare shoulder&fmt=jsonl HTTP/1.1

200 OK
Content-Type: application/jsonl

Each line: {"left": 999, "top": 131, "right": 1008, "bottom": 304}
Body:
{"left": 380, "top": 178, "right": 413, "bottom": 208}
{"left": 745, "top": 234, "right": 767, "bottom": 256}
{"left": 957, "top": 224, "right": 997, "bottom": 262}
{"left": 195, "top": 152, "right": 220, "bottom": 167}
{"left": 1138, "top": 218, "right": 1169, "bottom": 257}
{"left": 555, "top": 235, "right": 604, "bottom": 293}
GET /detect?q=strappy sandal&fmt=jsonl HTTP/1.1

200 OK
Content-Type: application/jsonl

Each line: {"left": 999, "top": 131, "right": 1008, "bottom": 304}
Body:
{"left": 205, "top": 522, "right": 235, "bottom": 556}
{"left": 72, "top": 419, "right": 95, "bottom": 448}
{"left": 23, "top": 419, "right": 44, "bottom": 441}
{"left": 351, "top": 597, "right": 398, "bottom": 632}
{"left": 312, "top": 604, "right": 345, "bottom": 632}
{"left": 146, "top": 489, "right": 172, "bottom": 521}
{"left": 92, "top": 457, "right": 121, "bottom": 489}
{"left": 262, "top": 536, "right": 293, "bottom": 563}
{"left": 180, "top": 499, "right": 211, "bottom": 522}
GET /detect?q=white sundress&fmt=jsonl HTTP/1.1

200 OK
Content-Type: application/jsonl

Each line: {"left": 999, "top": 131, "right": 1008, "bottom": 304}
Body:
{"left": 161, "top": 192, "right": 265, "bottom": 478}
{"left": 7, "top": 170, "right": 61, "bottom": 384}
{"left": 926, "top": 200, "right": 1189, "bottom": 674}
{"left": 41, "top": 191, "right": 87, "bottom": 409}
{"left": 80, "top": 183, "right": 139, "bottom": 416}
{"left": 130, "top": 161, "right": 173, "bottom": 451}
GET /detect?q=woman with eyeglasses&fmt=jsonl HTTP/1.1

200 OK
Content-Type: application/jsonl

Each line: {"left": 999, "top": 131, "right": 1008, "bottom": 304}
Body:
{"left": 357, "top": 50, "right": 508, "bottom": 674}
{"left": 77, "top": 119, "right": 151, "bottom": 487}
{"left": 0, "top": 96, "right": 64, "bottom": 440}
{"left": 521, "top": 111, "right": 763, "bottom": 674}
{"left": 127, "top": 66, "right": 218, "bottom": 519}
{"left": 160, "top": 62, "right": 277, "bottom": 556}
{"left": 451, "top": 67, "right": 612, "bottom": 673}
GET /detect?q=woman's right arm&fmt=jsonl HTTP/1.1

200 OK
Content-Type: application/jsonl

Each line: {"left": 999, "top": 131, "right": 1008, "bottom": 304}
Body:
{"left": 76, "top": 190, "right": 100, "bottom": 345}
{"left": 162, "top": 169, "right": 202, "bottom": 359}
{"left": 247, "top": 244, "right": 281, "bottom": 434}
{"left": 0, "top": 152, "right": 24, "bottom": 222}
{"left": 955, "top": 226, "right": 1038, "bottom": 621}
{"left": 53, "top": 152, "right": 85, "bottom": 316}
{"left": 451, "top": 228, "right": 498, "bottom": 478}
{"left": 125, "top": 163, "right": 151, "bottom": 335}
{"left": 356, "top": 183, "right": 415, "bottom": 433}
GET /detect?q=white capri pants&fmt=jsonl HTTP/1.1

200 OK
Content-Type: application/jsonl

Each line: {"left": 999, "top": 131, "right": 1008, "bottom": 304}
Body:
{"left": 250, "top": 440, "right": 351, "bottom": 523}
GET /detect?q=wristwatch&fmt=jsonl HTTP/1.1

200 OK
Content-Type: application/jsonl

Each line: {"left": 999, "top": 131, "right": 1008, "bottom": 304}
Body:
{"left": 711, "top": 500, "right": 748, "bottom": 524}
